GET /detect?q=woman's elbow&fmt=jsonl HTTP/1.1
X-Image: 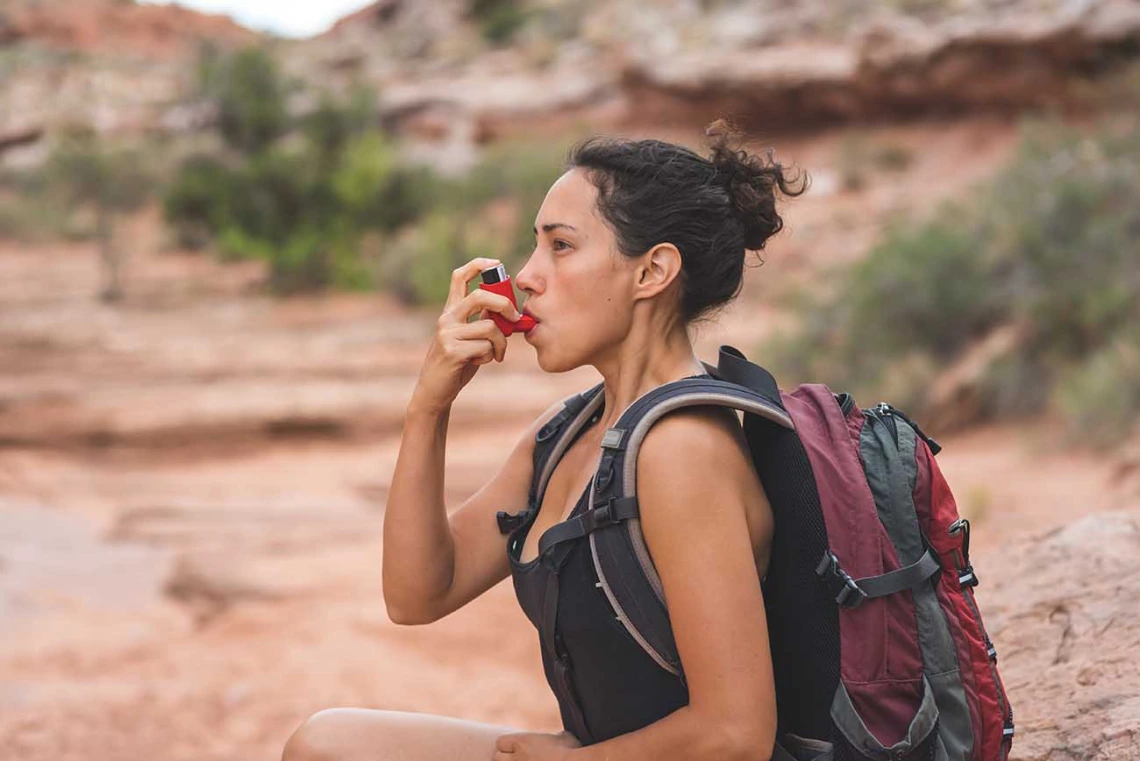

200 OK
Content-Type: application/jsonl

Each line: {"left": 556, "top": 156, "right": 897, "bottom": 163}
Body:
{"left": 711, "top": 721, "right": 774, "bottom": 761}
{"left": 384, "top": 599, "right": 438, "bottom": 626}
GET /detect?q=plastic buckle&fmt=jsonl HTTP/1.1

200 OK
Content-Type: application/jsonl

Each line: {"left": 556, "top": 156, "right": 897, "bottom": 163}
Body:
{"left": 536, "top": 420, "right": 561, "bottom": 443}
{"left": 816, "top": 551, "right": 868, "bottom": 608}
{"left": 958, "top": 565, "right": 979, "bottom": 588}
{"left": 835, "top": 575, "right": 868, "bottom": 608}
{"left": 815, "top": 551, "right": 839, "bottom": 578}
{"left": 592, "top": 499, "right": 614, "bottom": 528}
{"left": 537, "top": 408, "right": 575, "bottom": 443}
{"left": 496, "top": 510, "right": 526, "bottom": 534}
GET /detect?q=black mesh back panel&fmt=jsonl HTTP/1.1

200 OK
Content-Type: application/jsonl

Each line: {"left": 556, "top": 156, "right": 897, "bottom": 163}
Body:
{"left": 746, "top": 413, "right": 840, "bottom": 744}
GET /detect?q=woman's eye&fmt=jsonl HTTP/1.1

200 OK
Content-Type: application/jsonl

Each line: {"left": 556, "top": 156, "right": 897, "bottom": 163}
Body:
{"left": 552, "top": 239, "right": 571, "bottom": 251}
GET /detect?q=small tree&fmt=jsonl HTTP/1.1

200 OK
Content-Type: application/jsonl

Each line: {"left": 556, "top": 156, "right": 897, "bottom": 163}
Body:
{"left": 48, "top": 127, "right": 154, "bottom": 302}
{"left": 302, "top": 84, "right": 378, "bottom": 166}
{"left": 205, "top": 45, "right": 289, "bottom": 156}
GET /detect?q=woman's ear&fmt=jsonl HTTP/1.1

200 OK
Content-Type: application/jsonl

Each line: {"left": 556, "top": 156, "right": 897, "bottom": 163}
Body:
{"left": 632, "top": 242, "right": 683, "bottom": 301}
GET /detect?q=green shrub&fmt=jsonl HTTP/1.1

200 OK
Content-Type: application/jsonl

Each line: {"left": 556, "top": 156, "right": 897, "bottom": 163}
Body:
{"left": 47, "top": 128, "right": 155, "bottom": 213}
{"left": 377, "top": 211, "right": 499, "bottom": 306}
{"left": 980, "top": 125, "right": 1140, "bottom": 360}
{"left": 165, "top": 130, "right": 442, "bottom": 293}
{"left": 1054, "top": 331, "right": 1140, "bottom": 450}
{"left": 216, "top": 225, "right": 275, "bottom": 262}
{"left": 207, "top": 45, "right": 289, "bottom": 156}
{"left": 161, "top": 55, "right": 568, "bottom": 300}
{"left": 760, "top": 116, "right": 1140, "bottom": 444}
{"left": 445, "top": 139, "right": 567, "bottom": 267}
{"left": 163, "top": 154, "right": 237, "bottom": 249}
{"left": 0, "top": 191, "right": 74, "bottom": 243}
{"left": 842, "top": 206, "right": 1004, "bottom": 363}
{"left": 469, "top": 0, "right": 529, "bottom": 45}
{"left": 332, "top": 133, "right": 439, "bottom": 232}
{"left": 302, "top": 85, "right": 378, "bottom": 163}
{"left": 45, "top": 127, "right": 157, "bottom": 300}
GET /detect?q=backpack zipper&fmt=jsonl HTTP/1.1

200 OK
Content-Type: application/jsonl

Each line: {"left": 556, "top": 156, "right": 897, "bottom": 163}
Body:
{"left": 871, "top": 403, "right": 900, "bottom": 447}
{"left": 874, "top": 402, "right": 942, "bottom": 455}
{"left": 948, "top": 520, "right": 1013, "bottom": 750}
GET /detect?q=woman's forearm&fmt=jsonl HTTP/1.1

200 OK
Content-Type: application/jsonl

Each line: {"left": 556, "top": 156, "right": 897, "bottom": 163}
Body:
{"left": 566, "top": 706, "right": 768, "bottom": 761}
{"left": 381, "top": 399, "right": 458, "bottom": 623}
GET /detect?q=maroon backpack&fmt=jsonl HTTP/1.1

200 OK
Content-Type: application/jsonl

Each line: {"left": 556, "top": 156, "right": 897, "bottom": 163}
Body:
{"left": 514, "top": 345, "right": 1014, "bottom": 761}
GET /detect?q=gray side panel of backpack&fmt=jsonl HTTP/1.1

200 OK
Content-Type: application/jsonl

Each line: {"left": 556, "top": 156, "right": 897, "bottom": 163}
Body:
{"left": 859, "top": 412, "right": 975, "bottom": 761}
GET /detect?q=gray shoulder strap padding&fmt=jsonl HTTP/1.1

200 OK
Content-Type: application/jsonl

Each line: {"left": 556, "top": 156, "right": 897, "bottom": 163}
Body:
{"left": 610, "top": 382, "right": 794, "bottom": 606}
{"left": 531, "top": 382, "right": 605, "bottom": 513}
{"left": 587, "top": 378, "right": 796, "bottom": 677}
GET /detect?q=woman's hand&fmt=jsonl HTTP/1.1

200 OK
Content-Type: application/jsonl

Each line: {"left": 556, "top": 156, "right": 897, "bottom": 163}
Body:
{"left": 493, "top": 729, "right": 581, "bottom": 761}
{"left": 410, "top": 257, "right": 522, "bottom": 414}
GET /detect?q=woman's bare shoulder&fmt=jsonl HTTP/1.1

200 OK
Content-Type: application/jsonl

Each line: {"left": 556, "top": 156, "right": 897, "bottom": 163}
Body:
{"left": 636, "top": 403, "right": 772, "bottom": 553}
{"left": 639, "top": 404, "right": 750, "bottom": 463}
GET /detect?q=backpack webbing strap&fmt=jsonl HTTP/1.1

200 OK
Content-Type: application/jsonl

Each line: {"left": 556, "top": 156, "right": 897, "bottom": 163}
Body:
{"left": 538, "top": 496, "right": 639, "bottom": 556}
{"left": 495, "top": 385, "right": 605, "bottom": 537}
{"left": 717, "top": 345, "right": 783, "bottom": 412}
{"left": 815, "top": 548, "right": 941, "bottom": 608}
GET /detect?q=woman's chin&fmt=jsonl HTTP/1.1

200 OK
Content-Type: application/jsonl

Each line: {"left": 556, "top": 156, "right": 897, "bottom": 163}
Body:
{"left": 523, "top": 324, "right": 542, "bottom": 351}
{"left": 526, "top": 328, "right": 564, "bottom": 373}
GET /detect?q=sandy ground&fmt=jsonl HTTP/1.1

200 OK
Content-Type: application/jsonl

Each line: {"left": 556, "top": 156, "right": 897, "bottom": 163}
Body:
{"left": 2, "top": 117, "right": 1136, "bottom": 761}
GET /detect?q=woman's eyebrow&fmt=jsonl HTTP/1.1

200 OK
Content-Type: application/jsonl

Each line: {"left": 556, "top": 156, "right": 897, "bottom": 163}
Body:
{"left": 534, "top": 223, "right": 578, "bottom": 235}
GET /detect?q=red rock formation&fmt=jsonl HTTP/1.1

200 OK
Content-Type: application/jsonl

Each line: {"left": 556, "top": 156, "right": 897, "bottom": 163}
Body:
{"left": 0, "top": 0, "right": 258, "bottom": 59}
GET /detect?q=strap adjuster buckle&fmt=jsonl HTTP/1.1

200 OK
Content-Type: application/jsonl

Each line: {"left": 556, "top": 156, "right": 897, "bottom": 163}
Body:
{"left": 836, "top": 577, "right": 869, "bottom": 608}
{"left": 593, "top": 499, "right": 615, "bottom": 527}
{"left": 496, "top": 510, "right": 526, "bottom": 534}
{"left": 815, "top": 550, "right": 868, "bottom": 608}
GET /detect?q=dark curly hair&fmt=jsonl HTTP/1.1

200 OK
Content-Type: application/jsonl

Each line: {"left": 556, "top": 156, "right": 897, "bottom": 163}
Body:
{"left": 566, "top": 119, "right": 809, "bottom": 327}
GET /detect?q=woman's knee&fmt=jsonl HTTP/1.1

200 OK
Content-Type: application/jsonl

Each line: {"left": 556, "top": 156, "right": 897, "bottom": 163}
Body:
{"left": 282, "top": 708, "right": 358, "bottom": 761}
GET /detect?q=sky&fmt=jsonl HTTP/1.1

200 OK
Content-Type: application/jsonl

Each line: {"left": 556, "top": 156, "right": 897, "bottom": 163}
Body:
{"left": 138, "top": 1, "right": 376, "bottom": 38}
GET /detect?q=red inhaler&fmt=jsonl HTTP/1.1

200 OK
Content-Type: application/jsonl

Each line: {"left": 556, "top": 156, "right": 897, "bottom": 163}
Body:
{"left": 479, "top": 264, "right": 537, "bottom": 336}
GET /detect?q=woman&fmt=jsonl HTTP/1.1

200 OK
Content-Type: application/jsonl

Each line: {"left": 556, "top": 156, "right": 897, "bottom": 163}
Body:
{"left": 283, "top": 122, "right": 808, "bottom": 761}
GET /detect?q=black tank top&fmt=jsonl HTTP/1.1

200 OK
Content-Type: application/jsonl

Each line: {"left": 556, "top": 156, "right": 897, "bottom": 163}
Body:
{"left": 507, "top": 405, "right": 690, "bottom": 745}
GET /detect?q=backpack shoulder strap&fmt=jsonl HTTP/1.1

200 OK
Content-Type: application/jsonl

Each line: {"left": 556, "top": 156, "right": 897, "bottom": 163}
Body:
{"left": 538, "top": 348, "right": 798, "bottom": 676}
{"left": 586, "top": 357, "right": 794, "bottom": 582}
{"left": 495, "top": 381, "right": 605, "bottom": 535}
{"left": 717, "top": 344, "right": 783, "bottom": 410}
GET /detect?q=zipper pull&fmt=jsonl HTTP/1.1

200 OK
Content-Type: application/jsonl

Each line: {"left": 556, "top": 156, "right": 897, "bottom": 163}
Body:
{"left": 878, "top": 402, "right": 943, "bottom": 455}
{"left": 948, "top": 518, "right": 978, "bottom": 587}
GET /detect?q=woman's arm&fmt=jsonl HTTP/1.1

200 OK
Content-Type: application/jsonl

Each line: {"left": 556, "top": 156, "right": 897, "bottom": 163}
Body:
{"left": 383, "top": 397, "right": 565, "bottom": 624}
{"left": 382, "top": 255, "right": 552, "bottom": 626}
{"left": 381, "top": 400, "right": 458, "bottom": 624}
{"left": 570, "top": 405, "right": 776, "bottom": 761}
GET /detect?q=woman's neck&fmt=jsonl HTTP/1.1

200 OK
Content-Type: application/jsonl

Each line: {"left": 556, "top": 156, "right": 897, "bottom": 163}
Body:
{"left": 593, "top": 326, "right": 706, "bottom": 430}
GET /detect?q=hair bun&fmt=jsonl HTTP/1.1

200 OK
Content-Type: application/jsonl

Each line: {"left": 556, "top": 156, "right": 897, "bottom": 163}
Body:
{"left": 705, "top": 119, "right": 810, "bottom": 250}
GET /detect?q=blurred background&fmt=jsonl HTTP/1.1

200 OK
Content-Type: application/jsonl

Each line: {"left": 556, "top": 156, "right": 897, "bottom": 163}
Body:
{"left": 1, "top": 0, "right": 1139, "bottom": 758}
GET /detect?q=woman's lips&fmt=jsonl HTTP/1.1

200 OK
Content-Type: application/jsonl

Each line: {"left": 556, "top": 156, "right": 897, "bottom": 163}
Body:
{"left": 519, "top": 309, "right": 539, "bottom": 332}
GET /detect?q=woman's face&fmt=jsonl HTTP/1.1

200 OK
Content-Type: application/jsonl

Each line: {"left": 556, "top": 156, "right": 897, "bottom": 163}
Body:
{"left": 516, "top": 168, "right": 640, "bottom": 373}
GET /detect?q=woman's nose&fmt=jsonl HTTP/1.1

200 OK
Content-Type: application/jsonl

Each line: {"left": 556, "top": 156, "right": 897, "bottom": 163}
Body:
{"left": 514, "top": 256, "right": 540, "bottom": 297}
